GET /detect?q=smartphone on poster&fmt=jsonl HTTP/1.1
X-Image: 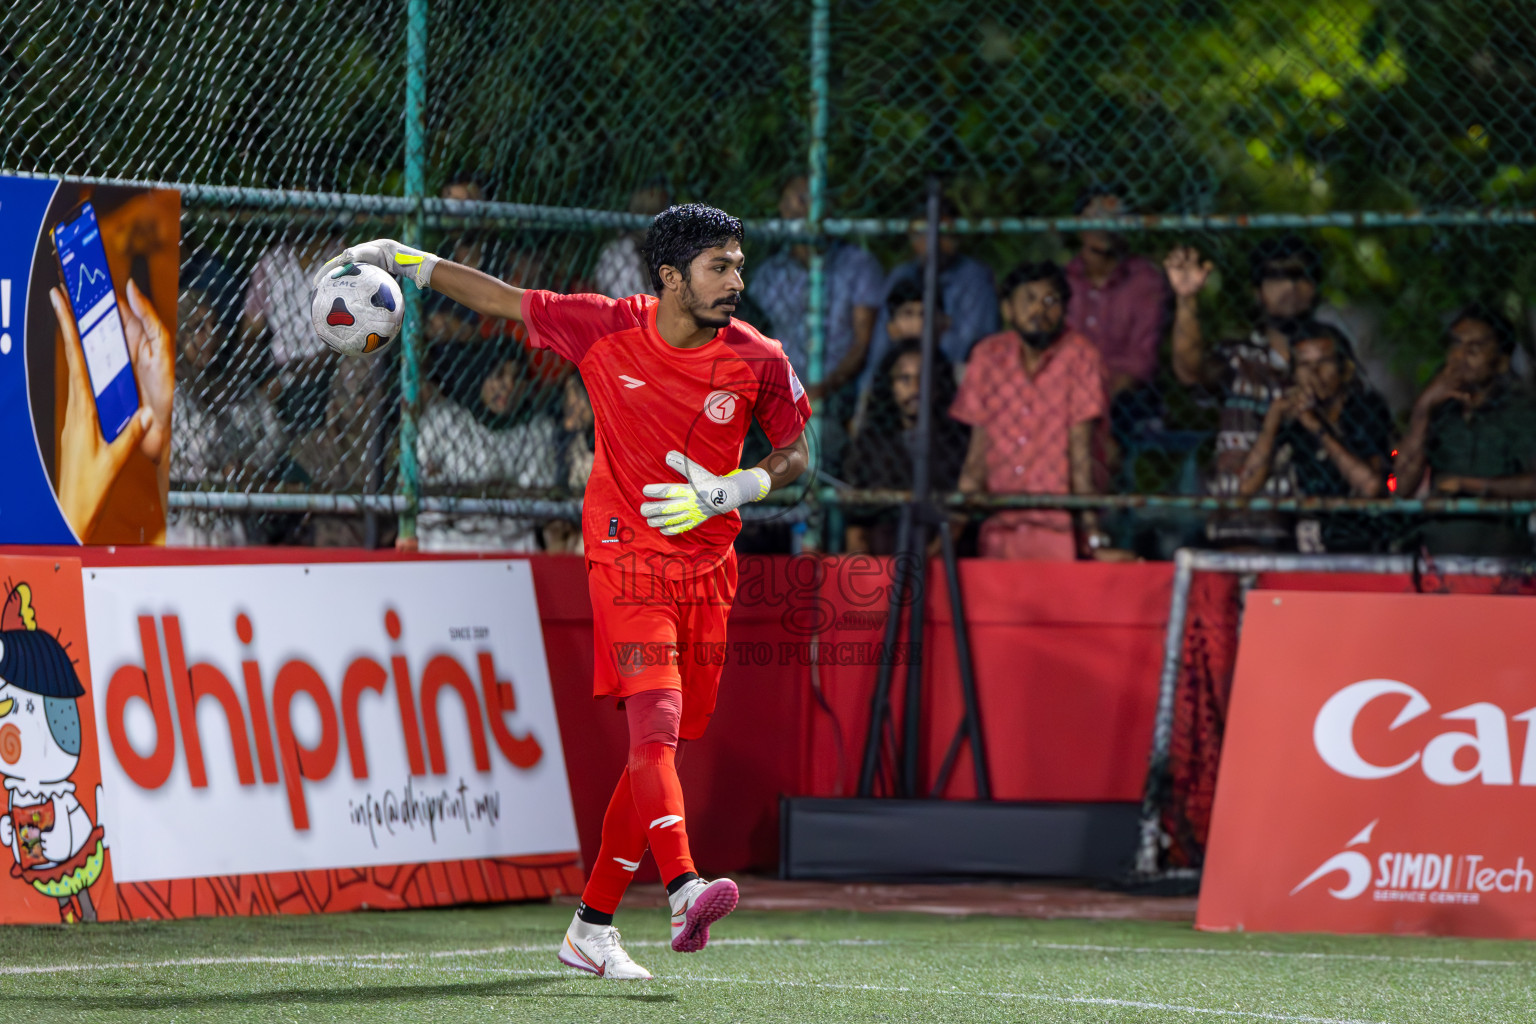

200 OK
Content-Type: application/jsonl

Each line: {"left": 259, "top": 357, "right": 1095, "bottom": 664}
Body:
{"left": 51, "top": 201, "right": 139, "bottom": 442}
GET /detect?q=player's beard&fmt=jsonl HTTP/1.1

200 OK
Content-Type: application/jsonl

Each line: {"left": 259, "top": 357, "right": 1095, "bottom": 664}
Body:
{"left": 683, "top": 280, "right": 736, "bottom": 329}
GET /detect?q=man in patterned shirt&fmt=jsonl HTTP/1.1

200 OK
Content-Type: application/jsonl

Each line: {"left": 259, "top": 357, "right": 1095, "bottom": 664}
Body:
{"left": 1166, "top": 235, "right": 1327, "bottom": 547}
{"left": 951, "top": 261, "right": 1109, "bottom": 560}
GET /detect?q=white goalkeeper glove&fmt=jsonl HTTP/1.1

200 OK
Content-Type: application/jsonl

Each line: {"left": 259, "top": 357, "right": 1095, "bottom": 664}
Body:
{"left": 315, "top": 238, "right": 440, "bottom": 290}
{"left": 640, "top": 450, "right": 771, "bottom": 536}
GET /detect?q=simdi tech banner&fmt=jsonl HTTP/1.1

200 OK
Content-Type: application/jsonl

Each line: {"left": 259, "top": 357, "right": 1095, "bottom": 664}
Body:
{"left": 78, "top": 559, "right": 581, "bottom": 918}
{"left": 1199, "top": 591, "right": 1536, "bottom": 938}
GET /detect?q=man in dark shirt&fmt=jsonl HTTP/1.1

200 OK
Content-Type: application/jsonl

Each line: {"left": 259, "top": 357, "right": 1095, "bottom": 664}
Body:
{"left": 1238, "top": 322, "right": 1393, "bottom": 551}
{"left": 1394, "top": 305, "right": 1536, "bottom": 555}
{"left": 843, "top": 321, "right": 969, "bottom": 555}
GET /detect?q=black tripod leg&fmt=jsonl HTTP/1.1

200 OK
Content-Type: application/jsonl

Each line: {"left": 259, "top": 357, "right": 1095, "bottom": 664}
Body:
{"left": 932, "top": 718, "right": 965, "bottom": 798}
{"left": 929, "top": 522, "right": 992, "bottom": 799}
{"left": 900, "top": 528, "right": 929, "bottom": 798}
{"left": 857, "top": 504, "right": 915, "bottom": 797}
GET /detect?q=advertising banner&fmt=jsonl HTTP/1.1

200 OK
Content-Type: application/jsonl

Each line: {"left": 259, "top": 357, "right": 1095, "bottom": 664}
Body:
{"left": 1199, "top": 591, "right": 1536, "bottom": 938}
{"left": 0, "top": 556, "right": 580, "bottom": 923}
{"left": 0, "top": 175, "right": 179, "bottom": 545}
{"left": 0, "top": 555, "right": 118, "bottom": 924}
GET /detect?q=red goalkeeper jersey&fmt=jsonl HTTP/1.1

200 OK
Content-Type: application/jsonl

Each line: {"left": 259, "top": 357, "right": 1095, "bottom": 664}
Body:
{"left": 520, "top": 290, "right": 812, "bottom": 571}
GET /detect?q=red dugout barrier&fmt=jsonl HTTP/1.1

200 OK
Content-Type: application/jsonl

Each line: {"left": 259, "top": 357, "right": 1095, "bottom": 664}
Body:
{"left": 537, "top": 555, "right": 1172, "bottom": 879}
{"left": 2, "top": 547, "right": 1173, "bottom": 889}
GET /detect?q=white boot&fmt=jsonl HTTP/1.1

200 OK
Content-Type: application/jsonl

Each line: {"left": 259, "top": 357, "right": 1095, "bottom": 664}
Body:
{"left": 557, "top": 912, "right": 653, "bottom": 979}
{"left": 669, "top": 877, "right": 739, "bottom": 952}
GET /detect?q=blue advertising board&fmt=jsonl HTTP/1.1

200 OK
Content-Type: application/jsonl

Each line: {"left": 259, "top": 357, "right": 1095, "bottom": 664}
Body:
{"left": 0, "top": 175, "right": 180, "bottom": 545}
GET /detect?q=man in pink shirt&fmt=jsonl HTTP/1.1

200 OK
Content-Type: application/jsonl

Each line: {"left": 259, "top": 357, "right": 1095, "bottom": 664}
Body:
{"left": 951, "top": 262, "right": 1109, "bottom": 560}
{"left": 1064, "top": 188, "right": 1169, "bottom": 399}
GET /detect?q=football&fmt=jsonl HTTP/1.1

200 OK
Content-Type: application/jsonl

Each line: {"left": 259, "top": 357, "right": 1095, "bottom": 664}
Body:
{"left": 310, "top": 262, "right": 404, "bottom": 356}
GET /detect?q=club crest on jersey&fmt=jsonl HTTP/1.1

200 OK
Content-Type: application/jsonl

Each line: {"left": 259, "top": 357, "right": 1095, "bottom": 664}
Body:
{"left": 703, "top": 390, "right": 739, "bottom": 425}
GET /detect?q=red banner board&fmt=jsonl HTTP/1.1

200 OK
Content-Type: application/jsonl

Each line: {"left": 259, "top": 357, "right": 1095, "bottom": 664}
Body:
{"left": 0, "top": 552, "right": 582, "bottom": 925}
{"left": 0, "top": 556, "right": 118, "bottom": 923}
{"left": 1199, "top": 590, "right": 1536, "bottom": 938}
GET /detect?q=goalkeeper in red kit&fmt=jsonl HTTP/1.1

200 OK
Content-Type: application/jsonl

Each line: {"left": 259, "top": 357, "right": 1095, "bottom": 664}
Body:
{"left": 321, "top": 205, "right": 811, "bottom": 980}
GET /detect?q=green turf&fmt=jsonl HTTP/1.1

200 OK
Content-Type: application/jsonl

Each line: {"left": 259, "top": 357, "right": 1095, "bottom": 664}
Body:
{"left": 3, "top": 901, "right": 1534, "bottom": 1022}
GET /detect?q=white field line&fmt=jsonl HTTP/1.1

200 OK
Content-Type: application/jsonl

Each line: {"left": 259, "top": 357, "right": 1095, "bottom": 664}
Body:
{"left": 0, "top": 937, "right": 873, "bottom": 977}
{"left": 0, "top": 944, "right": 1390, "bottom": 1023}
{"left": 337, "top": 962, "right": 1389, "bottom": 1024}
{"left": 0, "top": 946, "right": 529, "bottom": 976}
{"left": 664, "top": 974, "right": 1386, "bottom": 1024}
{"left": 1035, "top": 941, "right": 1532, "bottom": 969}
{"left": 0, "top": 935, "right": 1520, "bottom": 978}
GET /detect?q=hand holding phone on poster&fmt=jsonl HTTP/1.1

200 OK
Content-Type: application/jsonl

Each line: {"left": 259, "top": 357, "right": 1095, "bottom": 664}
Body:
{"left": 51, "top": 287, "right": 150, "bottom": 540}
{"left": 121, "top": 278, "right": 174, "bottom": 463}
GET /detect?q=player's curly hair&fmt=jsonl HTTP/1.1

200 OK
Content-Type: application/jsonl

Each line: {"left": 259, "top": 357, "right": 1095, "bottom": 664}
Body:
{"left": 641, "top": 203, "right": 744, "bottom": 293}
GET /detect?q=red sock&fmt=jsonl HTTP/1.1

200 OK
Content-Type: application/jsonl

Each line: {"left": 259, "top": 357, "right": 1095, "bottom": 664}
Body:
{"left": 579, "top": 767, "right": 649, "bottom": 915}
{"left": 624, "top": 689, "right": 694, "bottom": 884}
{"left": 629, "top": 742, "right": 694, "bottom": 883}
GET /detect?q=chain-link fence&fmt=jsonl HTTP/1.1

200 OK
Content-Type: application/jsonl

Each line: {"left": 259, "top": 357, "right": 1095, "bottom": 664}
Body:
{"left": 4, "top": 1, "right": 1536, "bottom": 554}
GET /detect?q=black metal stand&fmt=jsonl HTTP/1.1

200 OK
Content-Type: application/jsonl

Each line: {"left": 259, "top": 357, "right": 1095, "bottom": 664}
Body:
{"left": 856, "top": 177, "right": 991, "bottom": 801}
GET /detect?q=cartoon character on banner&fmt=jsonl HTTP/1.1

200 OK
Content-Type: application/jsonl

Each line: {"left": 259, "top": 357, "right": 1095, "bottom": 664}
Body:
{"left": 0, "top": 582, "right": 107, "bottom": 923}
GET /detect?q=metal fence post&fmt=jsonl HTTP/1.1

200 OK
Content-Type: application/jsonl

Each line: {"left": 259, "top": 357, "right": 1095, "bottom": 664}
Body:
{"left": 398, "top": 0, "right": 428, "bottom": 545}
{"left": 1134, "top": 547, "right": 1195, "bottom": 877}
{"left": 805, "top": 0, "right": 831, "bottom": 549}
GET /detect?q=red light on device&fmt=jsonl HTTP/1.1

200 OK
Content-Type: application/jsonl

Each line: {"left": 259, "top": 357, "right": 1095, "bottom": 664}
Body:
{"left": 1387, "top": 474, "right": 1398, "bottom": 493}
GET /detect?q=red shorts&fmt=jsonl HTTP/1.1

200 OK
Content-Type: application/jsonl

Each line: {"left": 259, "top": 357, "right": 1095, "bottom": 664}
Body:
{"left": 587, "top": 551, "right": 738, "bottom": 740}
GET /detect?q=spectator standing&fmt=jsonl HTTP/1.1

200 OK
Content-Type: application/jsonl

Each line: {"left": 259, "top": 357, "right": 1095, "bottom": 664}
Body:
{"left": 843, "top": 337, "right": 969, "bottom": 556}
{"left": 1065, "top": 187, "right": 1169, "bottom": 398}
{"left": 753, "top": 176, "right": 885, "bottom": 398}
{"left": 1394, "top": 305, "right": 1536, "bottom": 555}
{"left": 1238, "top": 322, "right": 1392, "bottom": 552}
{"left": 861, "top": 199, "right": 998, "bottom": 393}
{"left": 753, "top": 176, "right": 884, "bottom": 473}
{"left": 594, "top": 182, "right": 671, "bottom": 300}
{"left": 950, "top": 262, "right": 1109, "bottom": 560}
{"left": 1166, "top": 234, "right": 1326, "bottom": 547}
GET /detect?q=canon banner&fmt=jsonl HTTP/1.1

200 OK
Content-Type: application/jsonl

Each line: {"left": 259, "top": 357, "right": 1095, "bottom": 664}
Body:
{"left": 80, "top": 561, "right": 579, "bottom": 884}
{"left": 1199, "top": 590, "right": 1536, "bottom": 938}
